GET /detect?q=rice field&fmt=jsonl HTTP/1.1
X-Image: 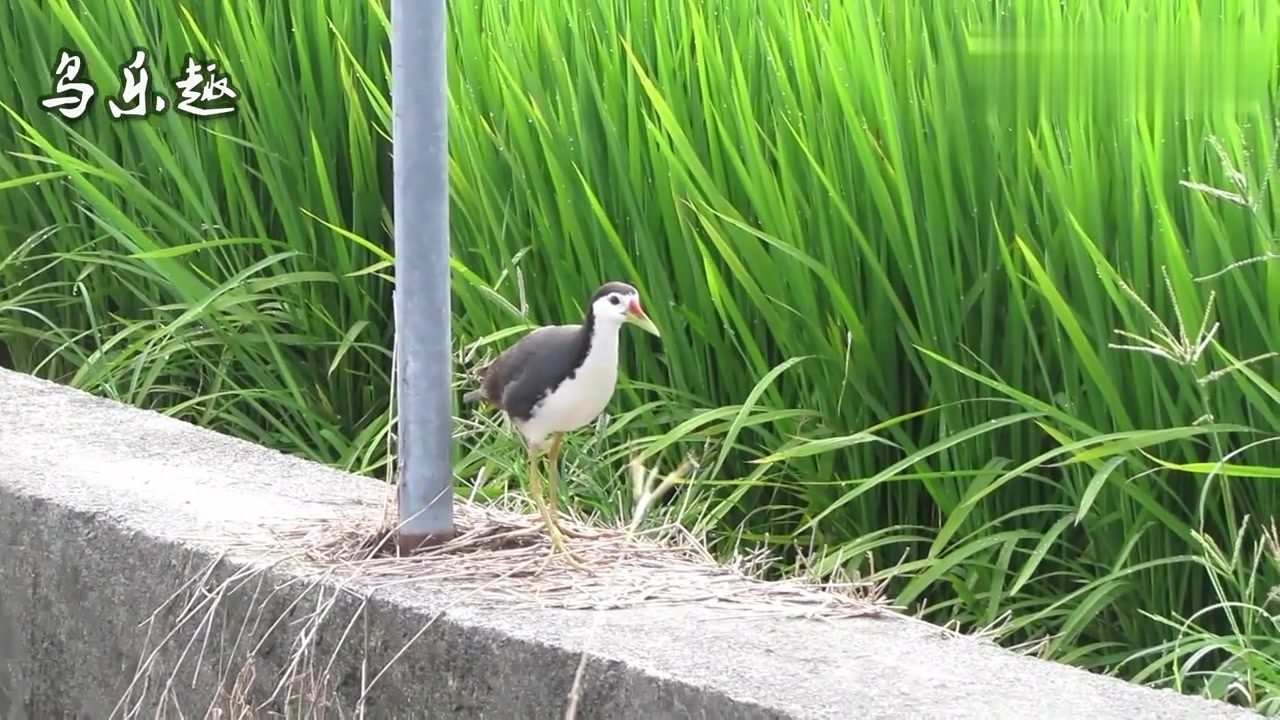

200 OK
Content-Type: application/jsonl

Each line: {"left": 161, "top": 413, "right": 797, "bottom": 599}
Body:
{"left": 1, "top": 0, "right": 1278, "bottom": 712}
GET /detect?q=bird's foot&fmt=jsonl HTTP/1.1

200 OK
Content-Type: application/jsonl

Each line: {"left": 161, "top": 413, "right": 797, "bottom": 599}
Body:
{"left": 552, "top": 520, "right": 588, "bottom": 540}
{"left": 542, "top": 523, "right": 590, "bottom": 572}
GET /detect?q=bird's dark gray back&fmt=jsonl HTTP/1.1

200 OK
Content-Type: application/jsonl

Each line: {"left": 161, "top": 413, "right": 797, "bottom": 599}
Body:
{"left": 484, "top": 324, "right": 592, "bottom": 421}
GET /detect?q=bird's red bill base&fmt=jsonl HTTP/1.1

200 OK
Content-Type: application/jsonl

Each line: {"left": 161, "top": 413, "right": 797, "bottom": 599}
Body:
{"left": 624, "top": 299, "right": 661, "bottom": 337}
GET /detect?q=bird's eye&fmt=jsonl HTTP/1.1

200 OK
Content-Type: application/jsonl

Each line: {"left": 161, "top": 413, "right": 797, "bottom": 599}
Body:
{"left": 608, "top": 295, "right": 621, "bottom": 305}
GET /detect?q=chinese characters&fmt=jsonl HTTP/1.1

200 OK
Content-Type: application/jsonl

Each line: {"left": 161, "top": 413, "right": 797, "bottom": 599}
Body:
{"left": 38, "top": 49, "right": 95, "bottom": 118}
{"left": 106, "top": 49, "right": 169, "bottom": 117}
{"left": 173, "top": 55, "right": 238, "bottom": 117}
{"left": 39, "top": 48, "right": 240, "bottom": 121}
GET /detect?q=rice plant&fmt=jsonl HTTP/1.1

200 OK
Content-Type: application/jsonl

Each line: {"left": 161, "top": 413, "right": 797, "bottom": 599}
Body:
{"left": 1, "top": 0, "right": 1277, "bottom": 710}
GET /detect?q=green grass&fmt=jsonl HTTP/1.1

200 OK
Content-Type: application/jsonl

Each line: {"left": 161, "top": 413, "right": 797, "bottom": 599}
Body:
{"left": 2, "top": 0, "right": 1278, "bottom": 712}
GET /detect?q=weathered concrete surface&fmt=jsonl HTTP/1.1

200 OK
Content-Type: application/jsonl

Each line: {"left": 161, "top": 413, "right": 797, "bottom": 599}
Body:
{"left": 0, "top": 367, "right": 1262, "bottom": 719}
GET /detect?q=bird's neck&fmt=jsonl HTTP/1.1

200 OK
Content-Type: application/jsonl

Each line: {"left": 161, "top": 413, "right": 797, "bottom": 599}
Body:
{"left": 578, "top": 309, "right": 621, "bottom": 366}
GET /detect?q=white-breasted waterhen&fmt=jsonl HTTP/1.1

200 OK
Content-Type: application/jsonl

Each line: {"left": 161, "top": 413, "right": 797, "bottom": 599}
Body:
{"left": 463, "top": 281, "right": 661, "bottom": 566}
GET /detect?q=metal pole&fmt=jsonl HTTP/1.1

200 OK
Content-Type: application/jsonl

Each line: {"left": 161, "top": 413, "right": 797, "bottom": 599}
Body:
{"left": 392, "top": 0, "right": 455, "bottom": 552}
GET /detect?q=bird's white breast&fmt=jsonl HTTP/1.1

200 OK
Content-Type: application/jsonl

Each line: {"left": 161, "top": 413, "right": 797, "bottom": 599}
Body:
{"left": 522, "top": 324, "right": 620, "bottom": 443}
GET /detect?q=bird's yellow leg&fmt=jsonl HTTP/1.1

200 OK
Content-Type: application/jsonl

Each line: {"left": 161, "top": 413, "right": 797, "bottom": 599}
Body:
{"left": 526, "top": 447, "right": 556, "bottom": 532}
{"left": 545, "top": 433, "right": 561, "bottom": 519}
{"left": 528, "top": 443, "right": 585, "bottom": 570}
{"left": 544, "top": 432, "right": 582, "bottom": 540}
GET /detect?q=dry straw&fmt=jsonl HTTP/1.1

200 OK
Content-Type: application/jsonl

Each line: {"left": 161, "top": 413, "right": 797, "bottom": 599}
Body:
{"left": 112, "top": 482, "right": 891, "bottom": 720}
{"left": 235, "top": 488, "right": 890, "bottom": 619}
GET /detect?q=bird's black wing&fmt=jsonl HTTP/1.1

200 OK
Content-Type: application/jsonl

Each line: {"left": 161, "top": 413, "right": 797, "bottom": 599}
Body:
{"left": 471, "top": 324, "right": 587, "bottom": 421}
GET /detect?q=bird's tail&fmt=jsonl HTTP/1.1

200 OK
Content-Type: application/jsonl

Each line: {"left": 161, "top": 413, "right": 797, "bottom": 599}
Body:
{"left": 461, "top": 360, "right": 491, "bottom": 405}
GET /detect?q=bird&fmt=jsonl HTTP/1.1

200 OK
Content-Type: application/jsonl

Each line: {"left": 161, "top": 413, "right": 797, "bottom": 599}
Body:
{"left": 462, "top": 281, "right": 661, "bottom": 567}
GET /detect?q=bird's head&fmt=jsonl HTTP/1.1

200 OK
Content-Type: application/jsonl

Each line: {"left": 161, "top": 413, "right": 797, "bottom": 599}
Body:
{"left": 590, "top": 281, "right": 661, "bottom": 337}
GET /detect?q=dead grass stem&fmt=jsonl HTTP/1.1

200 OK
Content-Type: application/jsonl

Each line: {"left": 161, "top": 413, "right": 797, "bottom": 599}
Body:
{"left": 111, "top": 488, "right": 888, "bottom": 719}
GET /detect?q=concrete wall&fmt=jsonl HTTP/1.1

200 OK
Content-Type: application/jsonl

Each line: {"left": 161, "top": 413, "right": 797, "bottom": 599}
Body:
{"left": 0, "top": 367, "right": 1262, "bottom": 719}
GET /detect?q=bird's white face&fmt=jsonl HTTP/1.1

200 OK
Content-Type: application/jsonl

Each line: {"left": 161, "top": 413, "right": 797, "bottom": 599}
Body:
{"left": 592, "top": 288, "right": 661, "bottom": 336}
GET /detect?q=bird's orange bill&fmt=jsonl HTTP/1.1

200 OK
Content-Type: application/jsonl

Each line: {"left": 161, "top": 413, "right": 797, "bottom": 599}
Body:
{"left": 625, "top": 299, "right": 661, "bottom": 337}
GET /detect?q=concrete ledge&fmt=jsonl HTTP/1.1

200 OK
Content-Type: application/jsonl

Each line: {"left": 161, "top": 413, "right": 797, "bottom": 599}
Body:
{"left": 0, "top": 367, "right": 1262, "bottom": 719}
